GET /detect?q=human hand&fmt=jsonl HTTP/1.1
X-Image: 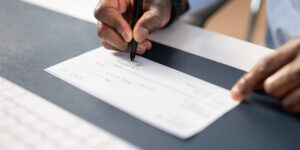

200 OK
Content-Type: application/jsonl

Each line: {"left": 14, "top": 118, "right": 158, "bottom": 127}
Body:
{"left": 94, "top": 0, "right": 173, "bottom": 54}
{"left": 231, "top": 37, "right": 300, "bottom": 113}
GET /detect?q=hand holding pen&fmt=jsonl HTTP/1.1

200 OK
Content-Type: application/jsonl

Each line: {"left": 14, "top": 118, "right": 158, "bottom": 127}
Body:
{"left": 94, "top": 0, "right": 174, "bottom": 55}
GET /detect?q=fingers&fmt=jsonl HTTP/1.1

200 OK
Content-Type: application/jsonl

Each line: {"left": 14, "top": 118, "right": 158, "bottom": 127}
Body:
{"left": 95, "top": 0, "right": 171, "bottom": 54}
{"left": 231, "top": 53, "right": 293, "bottom": 100}
{"left": 263, "top": 56, "right": 300, "bottom": 98}
{"left": 94, "top": 1, "right": 132, "bottom": 42}
{"left": 133, "top": 11, "right": 162, "bottom": 42}
{"left": 282, "top": 88, "right": 300, "bottom": 114}
{"left": 231, "top": 38, "right": 300, "bottom": 101}
{"left": 133, "top": 2, "right": 172, "bottom": 42}
{"left": 102, "top": 39, "right": 152, "bottom": 54}
{"left": 95, "top": 0, "right": 153, "bottom": 54}
{"left": 101, "top": 40, "right": 121, "bottom": 52}
{"left": 97, "top": 22, "right": 128, "bottom": 51}
{"left": 137, "top": 40, "right": 152, "bottom": 54}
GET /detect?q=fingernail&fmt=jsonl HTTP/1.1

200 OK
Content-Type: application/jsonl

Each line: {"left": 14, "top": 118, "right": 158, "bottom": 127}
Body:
{"left": 231, "top": 86, "right": 243, "bottom": 101}
{"left": 121, "top": 31, "right": 131, "bottom": 43}
{"left": 135, "top": 27, "right": 149, "bottom": 42}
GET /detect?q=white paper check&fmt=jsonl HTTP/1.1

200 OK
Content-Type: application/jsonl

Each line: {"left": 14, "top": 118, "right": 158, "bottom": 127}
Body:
{"left": 46, "top": 47, "right": 239, "bottom": 139}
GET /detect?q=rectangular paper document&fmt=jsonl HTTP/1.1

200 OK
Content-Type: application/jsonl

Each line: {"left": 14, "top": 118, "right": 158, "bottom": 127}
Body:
{"left": 46, "top": 47, "right": 239, "bottom": 139}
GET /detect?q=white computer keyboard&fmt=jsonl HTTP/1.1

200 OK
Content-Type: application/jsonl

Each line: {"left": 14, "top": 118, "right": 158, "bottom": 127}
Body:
{"left": 0, "top": 76, "right": 139, "bottom": 150}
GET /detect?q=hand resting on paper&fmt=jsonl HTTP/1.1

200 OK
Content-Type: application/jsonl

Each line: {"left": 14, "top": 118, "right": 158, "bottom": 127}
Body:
{"left": 231, "top": 37, "right": 300, "bottom": 114}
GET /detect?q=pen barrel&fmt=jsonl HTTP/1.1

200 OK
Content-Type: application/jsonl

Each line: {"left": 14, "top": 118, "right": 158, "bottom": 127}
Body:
{"left": 129, "top": 40, "right": 138, "bottom": 54}
{"left": 131, "top": 0, "right": 144, "bottom": 29}
{"left": 129, "top": 0, "right": 144, "bottom": 60}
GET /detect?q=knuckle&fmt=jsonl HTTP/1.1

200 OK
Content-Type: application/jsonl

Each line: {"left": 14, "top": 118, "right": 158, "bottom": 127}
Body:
{"left": 255, "top": 57, "right": 271, "bottom": 74}
{"left": 152, "top": 13, "right": 163, "bottom": 23}
{"left": 97, "top": 27, "right": 107, "bottom": 41}
{"left": 95, "top": 8, "right": 122, "bottom": 31}
{"left": 94, "top": 8, "right": 100, "bottom": 19}
{"left": 263, "top": 79, "right": 279, "bottom": 98}
{"left": 151, "top": 14, "right": 163, "bottom": 28}
{"left": 143, "top": 12, "right": 163, "bottom": 33}
{"left": 94, "top": 6, "right": 108, "bottom": 21}
{"left": 94, "top": 3, "right": 103, "bottom": 20}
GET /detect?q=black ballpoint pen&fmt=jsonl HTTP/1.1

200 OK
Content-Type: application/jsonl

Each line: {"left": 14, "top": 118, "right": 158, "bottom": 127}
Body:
{"left": 129, "top": 0, "right": 144, "bottom": 61}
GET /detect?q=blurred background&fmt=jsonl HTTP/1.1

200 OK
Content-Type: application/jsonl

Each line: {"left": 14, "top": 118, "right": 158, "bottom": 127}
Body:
{"left": 182, "top": 0, "right": 266, "bottom": 45}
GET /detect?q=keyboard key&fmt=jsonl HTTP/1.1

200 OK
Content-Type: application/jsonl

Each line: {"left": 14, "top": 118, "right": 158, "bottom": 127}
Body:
{"left": 10, "top": 125, "right": 30, "bottom": 136}
{"left": 71, "top": 122, "right": 97, "bottom": 137}
{"left": 0, "top": 76, "right": 139, "bottom": 150}
{"left": 32, "top": 121, "right": 52, "bottom": 133}
{"left": 45, "top": 128, "right": 66, "bottom": 141}
{"left": 1, "top": 90, "right": 16, "bottom": 99}
{"left": 10, "top": 87, "right": 26, "bottom": 96}
{"left": 22, "top": 134, "right": 42, "bottom": 145}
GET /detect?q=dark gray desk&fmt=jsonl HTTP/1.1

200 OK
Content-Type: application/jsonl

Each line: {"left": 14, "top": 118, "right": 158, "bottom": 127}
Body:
{"left": 1, "top": 0, "right": 300, "bottom": 149}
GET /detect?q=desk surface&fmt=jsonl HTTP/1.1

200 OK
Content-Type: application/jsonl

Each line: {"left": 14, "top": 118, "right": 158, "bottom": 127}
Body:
{"left": 1, "top": 0, "right": 300, "bottom": 150}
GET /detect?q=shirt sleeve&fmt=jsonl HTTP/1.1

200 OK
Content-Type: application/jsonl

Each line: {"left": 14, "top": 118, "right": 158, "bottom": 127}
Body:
{"left": 266, "top": 0, "right": 300, "bottom": 48}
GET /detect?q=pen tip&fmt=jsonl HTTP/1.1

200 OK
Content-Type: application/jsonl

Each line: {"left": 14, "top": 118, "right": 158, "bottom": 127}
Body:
{"left": 130, "top": 53, "right": 135, "bottom": 61}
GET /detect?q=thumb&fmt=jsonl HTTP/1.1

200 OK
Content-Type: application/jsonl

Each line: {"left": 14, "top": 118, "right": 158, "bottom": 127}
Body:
{"left": 133, "top": 9, "right": 170, "bottom": 42}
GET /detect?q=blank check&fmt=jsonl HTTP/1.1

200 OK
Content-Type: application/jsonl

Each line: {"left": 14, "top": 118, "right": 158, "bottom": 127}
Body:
{"left": 46, "top": 47, "right": 239, "bottom": 139}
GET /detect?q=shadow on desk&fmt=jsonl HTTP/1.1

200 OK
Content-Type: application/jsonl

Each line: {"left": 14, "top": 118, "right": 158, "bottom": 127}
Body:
{"left": 245, "top": 91, "right": 300, "bottom": 119}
